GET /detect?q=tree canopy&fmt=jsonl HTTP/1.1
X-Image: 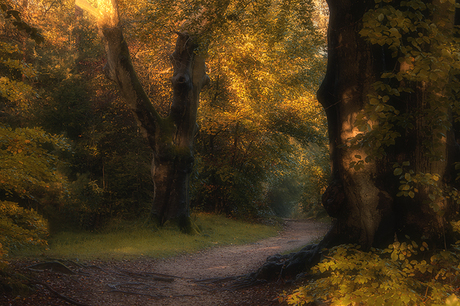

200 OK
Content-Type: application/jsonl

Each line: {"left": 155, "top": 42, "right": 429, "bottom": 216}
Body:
{"left": 0, "top": 0, "right": 329, "bottom": 252}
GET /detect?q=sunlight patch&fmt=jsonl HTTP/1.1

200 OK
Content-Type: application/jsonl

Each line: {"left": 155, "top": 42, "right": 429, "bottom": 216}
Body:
{"left": 76, "top": 0, "right": 118, "bottom": 27}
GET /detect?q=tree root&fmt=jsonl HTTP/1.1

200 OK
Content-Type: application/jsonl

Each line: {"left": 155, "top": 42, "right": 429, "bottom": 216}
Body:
{"left": 86, "top": 264, "right": 110, "bottom": 273}
{"left": 193, "top": 275, "right": 242, "bottom": 284}
{"left": 188, "top": 243, "right": 323, "bottom": 293}
{"left": 107, "top": 282, "right": 150, "bottom": 290}
{"left": 223, "top": 242, "right": 323, "bottom": 289}
{"left": 222, "top": 277, "right": 267, "bottom": 291}
{"left": 109, "top": 288, "right": 196, "bottom": 299}
{"left": 31, "top": 279, "right": 90, "bottom": 306}
{"left": 109, "top": 289, "right": 170, "bottom": 298}
{"left": 27, "top": 261, "right": 76, "bottom": 275}
{"left": 190, "top": 275, "right": 244, "bottom": 291}
{"left": 115, "top": 269, "right": 177, "bottom": 282}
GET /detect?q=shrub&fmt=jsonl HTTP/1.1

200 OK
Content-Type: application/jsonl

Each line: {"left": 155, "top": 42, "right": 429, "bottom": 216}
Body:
{"left": 282, "top": 241, "right": 460, "bottom": 306}
{"left": 0, "top": 201, "right": 48, "bottom": 266}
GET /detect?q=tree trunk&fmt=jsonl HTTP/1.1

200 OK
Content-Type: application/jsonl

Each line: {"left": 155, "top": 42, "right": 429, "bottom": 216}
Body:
{"left": 150, "top": 33, "right": 209, "bottom": 229}
{"left": 251, "top": 0, "right": 460, "bottom": 281}
{"left": 318, "top": 0, "right": 459, "bottom": 249}
{"left": 99, "top": 8, "right": 208, "bottom": 231}
{"left": 316, "top": 0, "right": 392, "bottom": 248}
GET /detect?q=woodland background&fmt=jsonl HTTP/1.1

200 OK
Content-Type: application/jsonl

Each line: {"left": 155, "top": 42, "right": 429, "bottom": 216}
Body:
{"left": 0, "top": 0, "right": 329, "bottom": 256}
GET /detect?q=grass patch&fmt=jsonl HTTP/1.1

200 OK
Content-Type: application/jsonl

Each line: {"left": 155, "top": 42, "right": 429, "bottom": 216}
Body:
{"left": 11, "top": 213, "right": 281, "bottom": 261}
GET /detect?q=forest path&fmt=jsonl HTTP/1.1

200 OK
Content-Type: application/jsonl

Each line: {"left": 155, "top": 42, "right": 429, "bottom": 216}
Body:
{"left": 4, "top": 220, "right": 329, "bottom": 306}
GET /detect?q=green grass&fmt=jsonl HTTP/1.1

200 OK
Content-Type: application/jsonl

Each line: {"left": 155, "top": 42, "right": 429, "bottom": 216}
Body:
{"left": 12, "top": 213, "right": 281, "bottom": 261}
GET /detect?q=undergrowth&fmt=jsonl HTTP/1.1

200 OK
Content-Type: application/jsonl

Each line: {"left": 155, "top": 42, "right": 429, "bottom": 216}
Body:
{"left": 10, "top": 213, "right": 280, "bottom": 260}
{"left": 281, "top": 239, "right": 460, "bottom": 306}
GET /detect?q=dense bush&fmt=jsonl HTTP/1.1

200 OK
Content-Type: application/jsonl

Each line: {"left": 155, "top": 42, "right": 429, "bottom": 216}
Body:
{"left": 282, "top": 239, "right": 460, "bottom": 306}
{"left": 0, "top": 201, "right": 48, "bottom": 265}
{"left": 0, "top": 126, "right": 69, "bottom": 266}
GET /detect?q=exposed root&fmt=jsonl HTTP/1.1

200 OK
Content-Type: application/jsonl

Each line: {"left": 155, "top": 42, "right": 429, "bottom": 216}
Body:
{"left": 24, "top": 261, "right": 184, "bottom": 304}
{"left": 109, "top": 289, "right": 170, "bottom": 298}
{"left": 242, "top": 243, "right": 323, "bottom": 283}
{"left": 27, "top": 261, "right": 76, "bottom": 275}
{"left": 32, "top": 279, "right": 90, "bottom": 306}
{"left": 189, "top": 275, "right": 244, "bottom": 292}
{"left": 86, "top": 264, "right": 110, "bottom": 273}
{"left": 188, "top": 243, "right": 324, "bottom": 292}
{"left": 108, "top": 287, "right": 196, "bottom": 299}
{"left": 115, "top": 269, "right": 177, "bottom": 282}
{"left": 222, "top": 277, "right": 268, "bottom": 291}
{"left": 193, "top": 275, "right": 242, "bottom": 284}
{"left": 107, "top": 282, "right": 151, "bottom": 290}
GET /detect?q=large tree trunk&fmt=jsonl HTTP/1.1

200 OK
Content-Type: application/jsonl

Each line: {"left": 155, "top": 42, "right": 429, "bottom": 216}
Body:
{"left": 251, "top": 0, "right": 460, "bottom": 281}
{"left": 317, "top": 0, "right": 393, "bottom": 248}
{"left": 317, "top": 0, "right": 459, "bottom": 249}
{"left": 150, "top": 33, "right": 209, "bottom": 229}
{"left": 99, "top": 6, "right": 208, "bottom": 231}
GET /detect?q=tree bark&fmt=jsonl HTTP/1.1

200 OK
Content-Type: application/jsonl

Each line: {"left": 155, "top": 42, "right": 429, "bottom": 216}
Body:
{"left": 250, "top": 0, "right": 460, "bottom": 282}
{"left": 100, "top": 9, "right": 208, "bottom": 231}
{"left": 150, "top": 33, "right": 209, "bottom": 229}
{"left": 316, "top": 0, "right": 390, "bottom": 248}
{"left": 317, "top": 0, "right": 459, "bottom": 249}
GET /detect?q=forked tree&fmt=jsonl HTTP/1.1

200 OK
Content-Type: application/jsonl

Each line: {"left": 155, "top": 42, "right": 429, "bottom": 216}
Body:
{"left": 76, "top": 0, "right": 209, "bottom": 231}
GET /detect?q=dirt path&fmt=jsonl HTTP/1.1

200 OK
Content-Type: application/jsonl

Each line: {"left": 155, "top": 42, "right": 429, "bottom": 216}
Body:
{"left": 3, "top": 220, "right": 329, "bottom": 306}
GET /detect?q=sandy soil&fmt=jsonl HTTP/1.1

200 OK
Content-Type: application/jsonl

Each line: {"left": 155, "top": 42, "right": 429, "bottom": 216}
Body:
{"left": 2, "top": 220, "right": 329, "bottom": 306}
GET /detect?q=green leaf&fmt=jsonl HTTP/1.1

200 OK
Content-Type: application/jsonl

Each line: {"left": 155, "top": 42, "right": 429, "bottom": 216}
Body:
{"left": 375, "top": 104, "right": 384, "bottom": 112}
{"left": 400, "top": 184, "right": 411, "bottom": 191}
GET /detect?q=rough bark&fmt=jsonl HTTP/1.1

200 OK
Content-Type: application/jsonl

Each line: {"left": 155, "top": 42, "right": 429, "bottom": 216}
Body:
{"left": 316, "top": 0, "right": 459, "bottom": 249}
{"left": 316, "top": 0, "right": 392, "bottom": 249}
{"left": 253, "top": 0, "right": 460, "bottom": 281}
{"left": 100, "top": 7, "right": 208, "bottom": 231}
{"left": 150, "top": 33, "right": 209, "bottom": 229}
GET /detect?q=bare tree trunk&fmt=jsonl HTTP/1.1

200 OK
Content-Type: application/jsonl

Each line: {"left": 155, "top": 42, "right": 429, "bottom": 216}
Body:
{"left": 317, "top": 0, "right": 459, "bottom": 249}
{"left": 100, "top": 13, "right": 208, "bottom": 231}
{"left": 251, "top": 0, "right": 460, "bottom": 282}
{"left": 150, "top": 33, "right": 209, "bottom": 229}
{"left": 316, "top": 0, "right": 394, "bottom": 248}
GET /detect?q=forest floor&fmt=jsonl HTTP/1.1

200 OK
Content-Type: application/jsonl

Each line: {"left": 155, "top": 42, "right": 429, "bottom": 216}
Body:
{"left": 2, "top": 219, "right": 330, "bottom": 306}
